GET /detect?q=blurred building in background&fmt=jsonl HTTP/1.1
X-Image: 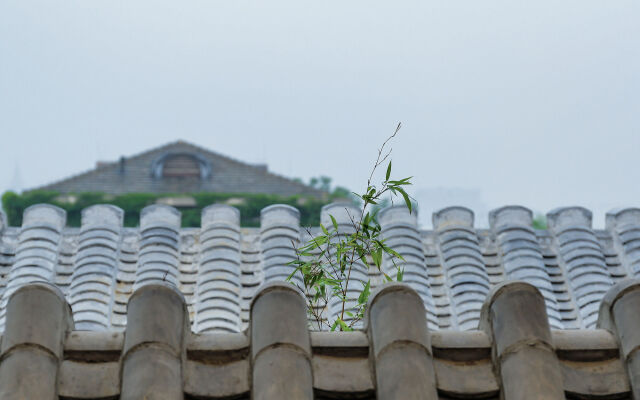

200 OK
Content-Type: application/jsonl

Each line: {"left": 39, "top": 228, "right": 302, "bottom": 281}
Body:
{"left": 30, "top": 140, "right": 323, "bottom": 198}
{"left": 2, "top": 140, "right": 332, "bottom": 227}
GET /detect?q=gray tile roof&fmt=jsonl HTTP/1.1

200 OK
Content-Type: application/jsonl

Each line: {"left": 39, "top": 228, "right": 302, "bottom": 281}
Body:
{"left": 2, "top": 279, "right": 640, "bottom": 398}
{"left": 0, "top": 202, "right": 637, "bottom": 333}
{"left": 29, "top": 140, "right": 325, "bottom": 197}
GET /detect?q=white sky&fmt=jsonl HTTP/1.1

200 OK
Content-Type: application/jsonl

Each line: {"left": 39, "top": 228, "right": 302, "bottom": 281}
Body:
{"left": 1, "top": 0, "right": 638, "bottom": 228}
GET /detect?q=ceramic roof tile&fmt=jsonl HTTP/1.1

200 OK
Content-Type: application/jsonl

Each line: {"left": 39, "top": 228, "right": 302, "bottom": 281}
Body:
{"left": 380, "top": 206, "right": 438, "bottom": 329}
{"left": 3, "top": 203, "right": 640, "bottom": 397}
{"left": 433, "top": 207, "right": 490, "bottom": 331}
{"left": 489, "top": 206, "right": 563, "bottom": 329}
{"left": 3, "top": 279, "right": 640, "bottom": 398}
{"left": 195, "top": 204, "right": 242, "bottom": 333}
{"left": 547, "top": 207, "right": 613, "bottom": 328}
{"left": 2, "top": 202, "right": 640, "bottom": 334}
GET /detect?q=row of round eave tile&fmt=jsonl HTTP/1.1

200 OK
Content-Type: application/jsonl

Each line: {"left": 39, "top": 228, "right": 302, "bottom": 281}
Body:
{"left": 1, "top": 203, "right": 640, "bottom": 331}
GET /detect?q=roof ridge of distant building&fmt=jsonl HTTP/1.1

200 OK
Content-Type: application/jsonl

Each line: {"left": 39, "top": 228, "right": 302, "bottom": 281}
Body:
{"left": 26, "top": 139, "right": 325, "bottom": 196}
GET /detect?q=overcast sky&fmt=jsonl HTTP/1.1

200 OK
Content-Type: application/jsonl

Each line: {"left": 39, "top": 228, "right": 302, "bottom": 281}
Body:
{"left": 1, "top": 0, "right": 638, "bottom": 228}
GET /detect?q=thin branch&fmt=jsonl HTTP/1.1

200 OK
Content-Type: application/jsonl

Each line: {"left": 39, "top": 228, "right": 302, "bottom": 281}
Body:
{"left": 367, "top": 122, "right": 401, "bottom": 188}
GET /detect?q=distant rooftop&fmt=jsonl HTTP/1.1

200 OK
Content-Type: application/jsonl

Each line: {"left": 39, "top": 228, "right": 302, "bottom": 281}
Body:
{"left": 29, "top": 140, "right": 324, "bottom": 198}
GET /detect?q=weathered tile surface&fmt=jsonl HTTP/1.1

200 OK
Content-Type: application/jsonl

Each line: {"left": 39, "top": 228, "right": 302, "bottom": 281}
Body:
{"left": 0, "top": 279, "right": 637, "bottom": 398}
{"left": 1, "top": 202, "right": 640, "bottom": 332}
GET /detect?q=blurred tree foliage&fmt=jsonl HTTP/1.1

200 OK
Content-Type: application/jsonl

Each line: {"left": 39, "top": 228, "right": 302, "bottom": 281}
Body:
{"left": 1, "top": 190, "right": 348, "bottom": 228}
{"left": 532, "top": 214, "right": 548, "bottom": 229}
{"left": 306, "top": 176, "right": 353, "bottom": 201}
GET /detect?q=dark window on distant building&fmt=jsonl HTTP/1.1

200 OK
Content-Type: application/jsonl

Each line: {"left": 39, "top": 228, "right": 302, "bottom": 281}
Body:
{"left": 151, "top": 152, "right": 212, "bottom": 180}
{"left": 162, "top": 154, "right": 201, "bottom": 178}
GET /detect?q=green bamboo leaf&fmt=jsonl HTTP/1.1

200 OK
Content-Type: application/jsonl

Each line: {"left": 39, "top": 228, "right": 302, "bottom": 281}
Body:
{"left": 321, "top": 224, "right": 329, "bottom": 235}
{"left": 363, "top": 212, "right": 371, "bottom": 225}
{"left": 286, "top": 266, "right": 302, "bottom": 281}
{"left": 386, "top": 161, "right": 392, "bottom": 181}
{"left": 337, "top": 318, "right": 351, "bottom": 331}
{"left": 389, "top": 177, "right": 412, "bottom": 185}
{"left": 358, "top": 280, "right": 371, "bottom": 304}
{"left": 384, "top": 248, "right": 405, "bottom": 262}
{"left": 330, "top": 215, "right": 338, "bottom": 230}
{"left": 396, "top": 187, "right": 412, "bottom": 213}
{"left": 371, "top": 248, "right": 382, "bottom": 268}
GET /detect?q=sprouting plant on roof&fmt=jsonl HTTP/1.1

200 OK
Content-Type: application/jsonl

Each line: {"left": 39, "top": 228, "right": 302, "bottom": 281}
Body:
{"left": 287, "top": 123, "right": 413, "bottom": 331}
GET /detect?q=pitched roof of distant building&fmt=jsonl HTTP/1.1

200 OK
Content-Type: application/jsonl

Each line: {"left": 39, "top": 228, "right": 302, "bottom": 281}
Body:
{"left": 29, "top": 140, "right": 324, "bottom": 197}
